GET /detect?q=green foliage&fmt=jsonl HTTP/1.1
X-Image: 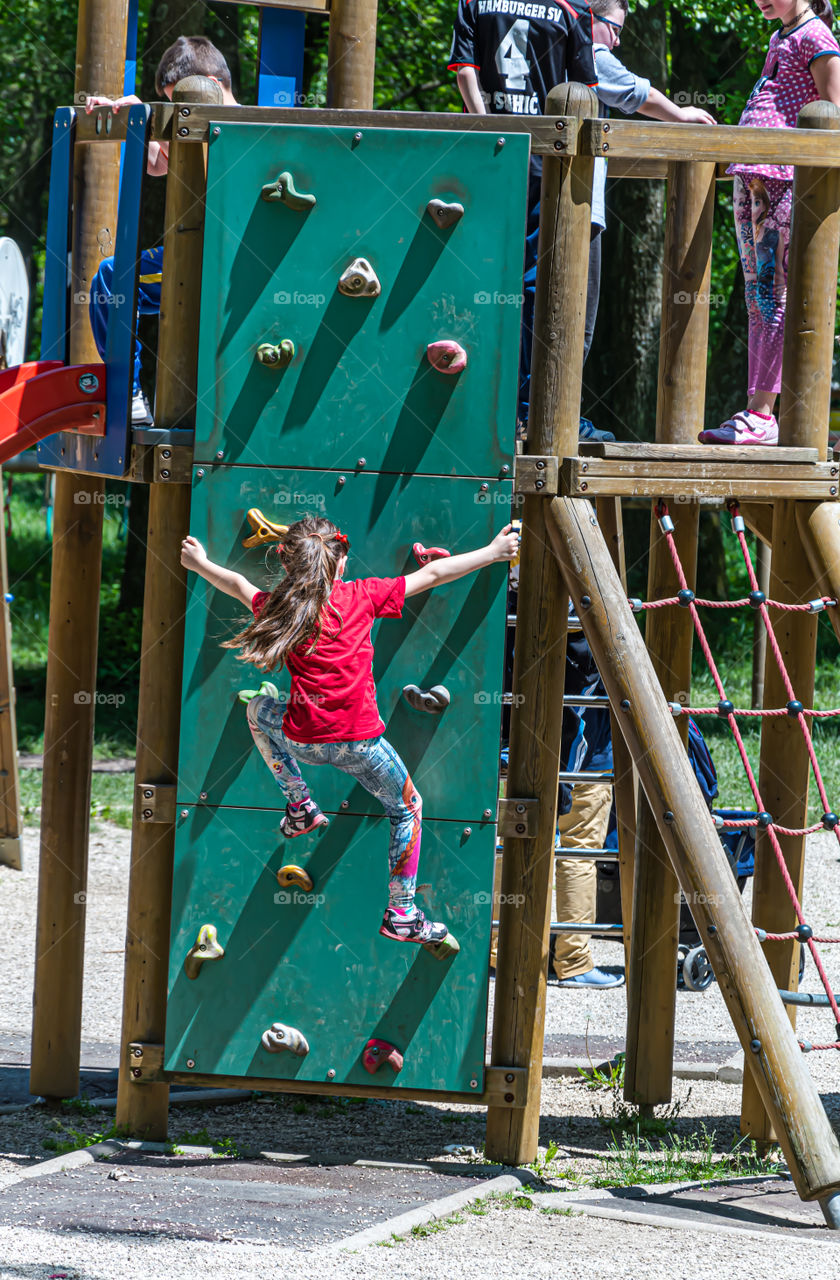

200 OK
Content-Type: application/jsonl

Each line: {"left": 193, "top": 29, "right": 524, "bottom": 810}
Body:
{"left": 42, "top": 1119, "right": 127, "bottom": 1154}
{"left": 577, "top": 1052, "right": 625, "bottom": 1092}
{"left": 592, "top": 1125, "right": 780, "bottom": 1187}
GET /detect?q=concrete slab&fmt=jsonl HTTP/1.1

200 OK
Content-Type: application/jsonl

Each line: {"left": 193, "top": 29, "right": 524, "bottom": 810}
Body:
{"left": 0, "top": 1149, "right": 490, "bottom": 1245}
{"left": 532, "top": 1177, "right": 833, "bottom": 1241}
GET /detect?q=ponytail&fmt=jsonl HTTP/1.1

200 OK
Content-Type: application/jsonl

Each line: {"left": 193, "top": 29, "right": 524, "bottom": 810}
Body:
{"left": 223, "top": 515, "right": 350, "bottom": 671}
{"left": 810, "top": 0, "right": 834, "bottom": 27}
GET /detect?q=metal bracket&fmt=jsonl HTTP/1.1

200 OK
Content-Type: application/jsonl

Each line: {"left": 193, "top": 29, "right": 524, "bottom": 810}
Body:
{"left": 513, "top": 455, "right": 559, "bottom": 496}
{"left": 128, "top": 1041, "right": 165, "bottom": 1083}
{"left": 137, "top": 783, "right": 177, "bottom": 824}
{"left": 497, "top": 798, "right": 539, "bottom": 838}
{"left": 127, "top": 443, "right": 193, "bottom": 484}
{"left": 483, "top": 1065, "right": 528, "bottom": 1108}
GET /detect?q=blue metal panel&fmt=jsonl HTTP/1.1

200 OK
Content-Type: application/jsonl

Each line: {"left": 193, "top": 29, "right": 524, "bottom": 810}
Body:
{"left": 124, "top": 0, "right": 139, "bottom": 96}
{"left": 257, "top": 8, "right": 305, "bottom": 107}
{"left": 39, "top": 105, "right": 150, "bottom": 477}
{"left": 40, "top": 109, "right": 75, "bottom": 364}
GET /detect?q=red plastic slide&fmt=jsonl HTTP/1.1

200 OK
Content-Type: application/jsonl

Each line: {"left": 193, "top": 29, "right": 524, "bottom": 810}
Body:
{"left": 0, "top": 361, "right": 107, "bottom": 464}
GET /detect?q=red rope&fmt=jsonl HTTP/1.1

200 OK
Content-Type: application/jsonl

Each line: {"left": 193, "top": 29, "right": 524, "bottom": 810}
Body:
{"left": 640, "top": 596, "right": 834, "bottom": 612}
{"left": 681, "top": 706, "right": 840, "bottom": 720}
{"left": 652, "top": 501, "right": 840, "bottom": 1043}
{"left": 762, "top": 931, "right": 840, "bottom": 944}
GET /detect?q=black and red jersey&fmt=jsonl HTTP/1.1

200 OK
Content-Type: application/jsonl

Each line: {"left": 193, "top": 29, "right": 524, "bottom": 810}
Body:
{"left": 448, "top": 0, "right": 597, "bottom": 117}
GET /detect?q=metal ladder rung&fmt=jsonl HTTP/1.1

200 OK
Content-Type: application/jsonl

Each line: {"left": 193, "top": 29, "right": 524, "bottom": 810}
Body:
{"left": 557, "top": 770, "right": 614, "bottom": 784}
{"left": 491, "top": 920, "right": 623, "bottom": 936}
{"left": 495, "top": 843, "right": 618, "bottom": 861}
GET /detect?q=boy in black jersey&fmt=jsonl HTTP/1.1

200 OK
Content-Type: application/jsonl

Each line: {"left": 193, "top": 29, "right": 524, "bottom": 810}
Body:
{"left": 449, "top": 1, "right": 611, "bottom": 441}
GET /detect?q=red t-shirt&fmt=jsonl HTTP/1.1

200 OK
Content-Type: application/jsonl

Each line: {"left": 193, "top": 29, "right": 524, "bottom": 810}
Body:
{"left": 251, "top": 576, "right": 406, "bottom": 743}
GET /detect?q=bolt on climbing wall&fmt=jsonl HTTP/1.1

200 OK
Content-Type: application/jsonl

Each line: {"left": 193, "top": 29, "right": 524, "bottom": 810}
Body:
{"left": 167, "top": 122, "right": 529, "bottom": 1093}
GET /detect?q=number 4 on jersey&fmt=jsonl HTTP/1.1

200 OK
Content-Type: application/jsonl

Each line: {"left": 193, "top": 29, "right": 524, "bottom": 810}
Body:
{"left": 495, "top": 20, "right": 531, "bottom": 91}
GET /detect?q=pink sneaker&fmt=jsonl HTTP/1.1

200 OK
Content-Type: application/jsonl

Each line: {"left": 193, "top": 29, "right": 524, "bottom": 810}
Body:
{"left": 698, "top": 410, "right": 778, "bottom": 445}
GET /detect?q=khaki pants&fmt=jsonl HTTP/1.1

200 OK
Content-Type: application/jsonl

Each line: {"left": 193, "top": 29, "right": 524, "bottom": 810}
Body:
{"left": 489, "top": 781, "right": 612, "bottom": 976}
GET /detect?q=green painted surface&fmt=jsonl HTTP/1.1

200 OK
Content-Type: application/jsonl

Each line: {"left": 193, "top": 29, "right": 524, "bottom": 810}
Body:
{"left": 165, "top": 807, "right": 495, "bottom": 1092}
{"left": 195, "top": 123, "right": 529, "bottom": 475}
{"left": 177, "top": 466, "right": 512, "bottom": 823}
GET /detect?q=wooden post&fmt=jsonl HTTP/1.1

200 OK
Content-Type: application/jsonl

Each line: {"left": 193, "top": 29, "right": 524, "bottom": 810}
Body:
{"left": 546, "top": 496, "right": 840, "bottom": 1220}
{"left": 741, "top": 101, "right": 840, "bottom": 1144}
{"left": 625, "top": 160, "right": 715, "bottom": 1106}
{"left": 596, "top": 497, "right": 636, "bottom": 972}
{"left": 485, "top": 82, "right": 596, "bottom": 1166}
{"left": 115, "top": 77, "right": 220, "bottom": 1139}
{"left": 751, "top": 540, "right": 770, "bottom": 708}
{"left": 327, "top": 0, "right": 378, "bottom": 110}
{"left": 30, "top": 0, "right": 129, "bottom": 1100}
{"left": 0, "top": 495, "right": 22, "bottom": 870}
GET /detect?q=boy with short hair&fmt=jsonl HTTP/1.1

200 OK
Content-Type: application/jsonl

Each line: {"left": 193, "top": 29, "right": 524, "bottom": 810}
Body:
{"left": 84, "top": 37, "right": 239, "bottom": 424}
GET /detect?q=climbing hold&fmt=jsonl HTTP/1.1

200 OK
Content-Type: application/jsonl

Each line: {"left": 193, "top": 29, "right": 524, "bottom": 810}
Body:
{"left": 242, "top": 507, "right": 289, "bottom": 550}
{"left": 412, "top": 542, "right": 451, "bottom": 566}
{"left": 402, "top": 684, "right": 450, "bottom": 714}
{"left": 423, "top": 931, "right": 460, "bottom": 961}
{"left": 426, "top": 340, "right": 467, "bottom": 374}
{"left": 261, "top": 1022, "right": 310, "bottom": 1056}
{"left": 338, "top": 258, "right": 381, "bottom": 298}
{"left": 184, "top": 924, "right": 225, "bottom": 980}
{"left": 238, "top": 680, "right": 281, "bottom": 704}
{"left": 256, "top": 339, "right": 295, "bottom": 368}
{"left": 260, "top": 171, "right": 316, "bottom": 210}
{"left": 426, "top": 198, "right": 464, "bottom": 229}
{"left": 277, "top": 864, "right": 313, "bottom": 892}
{"left": 362, "top": 1038, "right": 404, "bottom": 1075}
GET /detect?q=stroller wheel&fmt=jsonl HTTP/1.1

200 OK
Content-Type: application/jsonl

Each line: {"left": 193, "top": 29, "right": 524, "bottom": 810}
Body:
{"left": 682, "top": 945, "right": 715, "bottom": 992}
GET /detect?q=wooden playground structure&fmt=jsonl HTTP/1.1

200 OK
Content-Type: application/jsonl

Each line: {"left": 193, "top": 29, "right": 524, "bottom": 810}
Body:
{"left": 14, "top": 0, "right": 840, "bottom": 1230}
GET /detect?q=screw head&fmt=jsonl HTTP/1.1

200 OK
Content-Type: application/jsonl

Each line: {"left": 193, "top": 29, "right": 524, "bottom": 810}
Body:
{"left": 186, "top": 1058, "right": 195, "bottom": 1069}
{"left": 180, "top": 808, "right": 189, "bottom": 818}
{"left": 177, "top": 126, "right": 189, "bottom": 137}
{"left": 160, "top": 469, "right": 170, "bottom": 479}
{"left": 199, "top": 791, "right": 208, "bottom": 800}
{"left": 620, "top": 699, "right": 630, "bottom": 710}
{"left": 505, "top": 1072, "right": 515, "bottom": 1082}
{"left": 501, "top": 464, "right": 510, "bottom": 475}
{"left": 497, "top": 137, "right": 505, "bottom": 147}
{"left": 353, "top": 131, "right": 363, "bottom": 141}
{"left": 357, "top": 457, "right": 366, "bottom": 468}
{"left": 337, "top": 476, "right": 346, "bottom": 486}
{"left": 212, "top": 126, "right": 221, "bottom": 137}
{"left": 482, "top": 808, "right": 493, "bottom": 821}
{"left": 341, "top": 800, "right": 349, "bottom": 809}
{"left": 142, "top": 808, "right": 153, "bottom": 819}
{"left": 580, "top": 595, "right": 592, "bottom": 609}
{"left": 663, "top": 810, "right": 674, "bottom": 823}
{"left": 196, "top": 468, "right": 205, "bottom": 478}
{"left": 215, "top": 450, "right": 224, "bottom": 460}
{"left": 750, "top": 1039, "right": 761, "bottom": 1054}
{"left": 470, "top": 1078, "right": 479, "bottom": 1088}
{"left": 480, "top": 483, "right": 489, "bottom": 492}
{"left": 327, "top": 1068, "right": 336, "bottom": 1079}
{"left": 463, "top": 827, "right": 472, "bottom": 837}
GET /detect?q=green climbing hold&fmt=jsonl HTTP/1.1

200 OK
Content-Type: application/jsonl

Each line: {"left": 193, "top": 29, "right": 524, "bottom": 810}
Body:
{"left": 260, "top": 171, "right": 316, "bottom": 210}
{"left": 238, "top": 680, "right": 281, "bottom": 704}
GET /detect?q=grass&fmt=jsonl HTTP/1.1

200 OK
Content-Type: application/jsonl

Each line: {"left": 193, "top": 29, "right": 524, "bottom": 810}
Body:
{"left": 19, "top": 768, "right": 135, "bottom": 828}
{"left": 42, "top": 1119, "right": 127, "bottom": 1155}
{"left": 590, "top": 1126, "right": 781, "bottom": 1188}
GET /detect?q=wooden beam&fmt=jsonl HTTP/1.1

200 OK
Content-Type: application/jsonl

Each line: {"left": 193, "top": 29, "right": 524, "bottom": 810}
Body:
{"left": 114, "top": 77, "right": 221, "bottom": 1140}
{"left": 742, "top": 100, "right": 840, "bottom": 1145}
{"left": 485, "top": 82, "right": 597, "bottom": 1167}
{"left": 625, "top": 160, "right": 714, "bottom": 1107}
{"left": 0, "top": 482, "right": 22, "bottom": 870}
{"left": 29, "top": 0, "right": 128, "bottom": 1102}
{"left": 545, "top": 495, "right": 840, "bottom": 1212}
{"left": 580, "top": 117, "right": 840, "bottom": 168}
{"left": 327, "top": 0, "right": 379, "bottom": 110}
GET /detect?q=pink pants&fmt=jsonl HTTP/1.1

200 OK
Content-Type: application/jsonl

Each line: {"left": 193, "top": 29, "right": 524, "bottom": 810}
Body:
{"left": 733, "top": 175, "right": 792, "bottom": 398}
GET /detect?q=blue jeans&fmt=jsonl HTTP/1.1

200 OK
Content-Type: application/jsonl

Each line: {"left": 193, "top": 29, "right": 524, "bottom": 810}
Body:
{"left": 89, "top": 245, "right": 163, "bottom": 395}
{"left": 246, "top": 694, "right": 422, "bottom": 911}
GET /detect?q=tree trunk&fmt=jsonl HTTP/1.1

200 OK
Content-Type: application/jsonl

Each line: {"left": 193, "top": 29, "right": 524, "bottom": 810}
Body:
{"left": 583, "top": 5, "right": 668, "bottom": 442}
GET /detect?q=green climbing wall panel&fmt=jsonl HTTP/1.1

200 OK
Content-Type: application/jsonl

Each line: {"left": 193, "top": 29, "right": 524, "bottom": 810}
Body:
{"left": 165, "top": 806, "right": 495, "bottom": 1092}
{"left": 195, "top": 122, "right": 529, "bottom": 475}
{"left": 177, "top": 465, "right": 512, "bottom": 823}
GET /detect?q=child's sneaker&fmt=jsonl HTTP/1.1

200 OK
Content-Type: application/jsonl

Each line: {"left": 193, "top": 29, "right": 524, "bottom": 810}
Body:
{"left": 698, "top": 410, "right": 778, "bottom": 445}
{"left": 379, "top": 906, "right": 450, "bottom": 946}
{"left": 280, "top": 798, "right": 328, "bottom": 838}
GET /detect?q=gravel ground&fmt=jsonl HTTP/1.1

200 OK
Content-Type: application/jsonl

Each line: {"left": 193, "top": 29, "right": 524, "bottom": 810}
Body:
{"left": 2, "top": 819, "right": 840, "bottom": 1274}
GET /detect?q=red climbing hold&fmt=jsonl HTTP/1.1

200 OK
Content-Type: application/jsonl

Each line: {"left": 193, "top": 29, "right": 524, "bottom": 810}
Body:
{"left": 426, "top": 340, "right": 467, "bottom": 374}
{"left": 412, "top": 542, "right": 451, "bottom": 567}
{"left": 362, "top": 1037, "right": 404, "bottom": 1075}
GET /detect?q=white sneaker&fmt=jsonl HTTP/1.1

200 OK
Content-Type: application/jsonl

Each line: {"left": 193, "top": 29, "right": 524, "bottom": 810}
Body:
{"left": 698, "top": 409, "right": 778, "bottom": 445}
{"left": 131, "top": 389, "right": 153, "bottom": 425}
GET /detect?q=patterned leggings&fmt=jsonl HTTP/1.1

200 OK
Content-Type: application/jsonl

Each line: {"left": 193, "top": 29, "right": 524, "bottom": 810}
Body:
{"left": 734, "top": 175, "right": 792, "bottom": 398}
{"left": 245, "top": 694, "right": 422, "bottom": 911}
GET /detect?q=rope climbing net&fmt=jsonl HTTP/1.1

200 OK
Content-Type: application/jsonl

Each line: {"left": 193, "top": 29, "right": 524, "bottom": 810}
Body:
{"left": 634, "top": 501, "right": 840, "bottom": 1052}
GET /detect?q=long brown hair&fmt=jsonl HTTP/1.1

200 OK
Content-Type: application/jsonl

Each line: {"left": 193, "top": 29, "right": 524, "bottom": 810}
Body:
{"left": 223, "top": 516, "right": 350, "bottom": 671}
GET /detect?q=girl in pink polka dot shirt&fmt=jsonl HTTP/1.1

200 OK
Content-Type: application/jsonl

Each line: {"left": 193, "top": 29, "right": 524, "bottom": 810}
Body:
{"left": 699, "top": 0, "right": 840, "bottom": 446}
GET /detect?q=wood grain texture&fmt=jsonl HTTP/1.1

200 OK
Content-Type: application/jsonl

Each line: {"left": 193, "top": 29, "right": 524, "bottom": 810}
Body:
{"left": 547, "top": 496, "right": 840, "bottom": 1202}
{"left": 485, "top": 82, "right": 597, "bottom": 1167}
{"left": 581, "top": 117, "right": 840, "bottom": 167}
